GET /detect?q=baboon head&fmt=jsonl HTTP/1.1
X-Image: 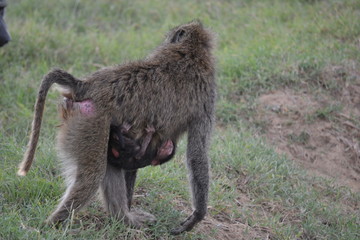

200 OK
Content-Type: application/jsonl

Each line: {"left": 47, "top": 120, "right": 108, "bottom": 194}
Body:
{"left": 164, "top": 20, "right": 214, "bottom": 49}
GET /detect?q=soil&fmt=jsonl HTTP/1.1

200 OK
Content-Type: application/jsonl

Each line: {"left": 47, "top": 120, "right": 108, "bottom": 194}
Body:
{"left": 255, "top": 65, "right": 360, "bottom": 192}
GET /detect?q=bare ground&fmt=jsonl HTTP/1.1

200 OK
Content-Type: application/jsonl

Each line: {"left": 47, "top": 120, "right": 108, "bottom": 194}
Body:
{"left": 255, "top": 64, "right": 360, "bottom": 192}
{"left": 167, "top": 195, "right": 268, "bottom": 239}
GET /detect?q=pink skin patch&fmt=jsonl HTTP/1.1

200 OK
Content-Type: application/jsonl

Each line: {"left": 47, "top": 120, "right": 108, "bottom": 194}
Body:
{"left": 151, "top": 139, "right": 174, "bottom": 166}
{"left": 151, "top": 160, "right": 159, "bottom": 166}
{"left": 78, "top": 100, "right": 95, "bottom": 117}
{"left": 112, "top": 148, "right": 120, "bottom": 158}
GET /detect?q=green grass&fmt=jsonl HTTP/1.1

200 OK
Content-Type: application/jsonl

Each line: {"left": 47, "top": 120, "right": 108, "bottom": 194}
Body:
{"left": 1, "top": 0, "right": 360, "bottom": 239}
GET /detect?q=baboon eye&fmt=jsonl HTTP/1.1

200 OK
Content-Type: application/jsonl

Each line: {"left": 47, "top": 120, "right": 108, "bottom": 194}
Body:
{"left": 171, "top": 29, "right": 186, "bottom": 43}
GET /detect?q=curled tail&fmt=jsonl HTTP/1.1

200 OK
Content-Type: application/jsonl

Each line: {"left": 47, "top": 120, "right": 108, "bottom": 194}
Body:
{"left": 18, "top": 68, "right": 82, "bottom": 176}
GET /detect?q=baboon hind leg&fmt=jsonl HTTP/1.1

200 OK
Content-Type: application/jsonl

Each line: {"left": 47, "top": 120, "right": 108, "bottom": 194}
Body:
{"left": 125, "top": 170, "right": 137, "bottom": 209}
{"left": 47, "top": 115, "right": 109, "bottom": 224}
{"left": 101, "top": 165, "right": 156, "bottom": 228}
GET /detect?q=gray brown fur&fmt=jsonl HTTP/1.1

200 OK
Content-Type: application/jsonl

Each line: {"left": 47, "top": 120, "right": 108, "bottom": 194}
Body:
{"left": 18, "top": 20, "right": 216, "bottom": 234}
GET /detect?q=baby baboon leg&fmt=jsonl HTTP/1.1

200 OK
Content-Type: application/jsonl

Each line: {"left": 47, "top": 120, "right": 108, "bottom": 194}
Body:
{"left": 47, "top": 115, "right": 109, "bottom": 225}
{"left": 135, "top": 125, "right": 155, "bottom": 159}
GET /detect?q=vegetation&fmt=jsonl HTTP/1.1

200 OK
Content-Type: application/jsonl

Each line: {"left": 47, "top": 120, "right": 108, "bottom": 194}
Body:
{"left": 1, "top": 0, "right": 359, "bottom": 239}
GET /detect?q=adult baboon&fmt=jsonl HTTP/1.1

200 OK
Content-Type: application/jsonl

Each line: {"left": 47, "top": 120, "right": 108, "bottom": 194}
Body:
{"left": 0, "top": 0, "right": 11, "bottom": 47}
{"left": 18, "top": 20, "right": 216, "bottom": 234}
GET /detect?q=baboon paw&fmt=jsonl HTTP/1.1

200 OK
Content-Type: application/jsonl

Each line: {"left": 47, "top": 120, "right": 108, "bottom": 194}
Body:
{"left": 46, "top": 210, "right": 73, "bottom": 227}
{"left": 133, "top": 208, "right": 157, "bottom": 223}
{"left": 45, "top": 216, "right": 64, "bottom": 228}
{"left": 45, "top": 216, "right": 60, "bottom": 225}
{"left": 127, "top": 208, "right": 156, "bottom": 228}
{"left": 170, "top": 213, "right": 200, "bottom": 235}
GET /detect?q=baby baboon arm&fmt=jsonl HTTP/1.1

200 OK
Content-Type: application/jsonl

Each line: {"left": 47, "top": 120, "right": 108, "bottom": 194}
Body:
{"left": 109, "top": 126, "right": 123, "bottom": 159}
{"left": 135, "top": 125, "right": 155, "bottom": 160}
{"left": 121, "top": 122, "right": 132, "bottom": 133}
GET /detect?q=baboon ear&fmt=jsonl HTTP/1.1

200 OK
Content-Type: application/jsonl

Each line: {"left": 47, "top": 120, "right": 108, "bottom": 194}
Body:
{"left": 170, "top": 29, "right": 186, "bottom": 43}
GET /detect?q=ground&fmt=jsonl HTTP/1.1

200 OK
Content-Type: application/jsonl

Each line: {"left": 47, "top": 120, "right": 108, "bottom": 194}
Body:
{"left": 255, "top": 63, "right": 360, "bottom": 192}
{"left": 1, "top": 0, "right": 359, "bottom": 239}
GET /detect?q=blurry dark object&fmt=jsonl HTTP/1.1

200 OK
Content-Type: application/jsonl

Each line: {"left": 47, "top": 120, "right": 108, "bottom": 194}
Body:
{"left": 0, "top": 0, "right": 10, "bottom": 47}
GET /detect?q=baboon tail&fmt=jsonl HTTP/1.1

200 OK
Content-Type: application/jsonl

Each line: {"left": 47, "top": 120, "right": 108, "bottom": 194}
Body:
{"left": 18, "top": 68, "right": 82, "bottom": 176}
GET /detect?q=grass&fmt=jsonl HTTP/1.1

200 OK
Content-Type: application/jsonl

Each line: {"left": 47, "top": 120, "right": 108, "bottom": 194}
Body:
{"left": 1, "top": 0, "right": 360, "bottom": 239}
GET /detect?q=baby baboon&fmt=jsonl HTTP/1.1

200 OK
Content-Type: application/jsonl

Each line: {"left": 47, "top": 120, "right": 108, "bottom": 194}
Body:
{"left": 18, "top": 20, "right": 216, "bottom": 234}
{"left": 108, "top": 123, "right": 157, "bottom": 162}
{"left": 108, "top": 126, "right": 176, "bottom": 169}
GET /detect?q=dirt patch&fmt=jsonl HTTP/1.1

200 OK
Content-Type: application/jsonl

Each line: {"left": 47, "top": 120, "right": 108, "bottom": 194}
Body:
{"left": 167, "top": 195, "right": 267, "bottom": 239}
{"left": 256, "top": 79, "right": 360, "bottom": 191}
{"left": 196, "top": 216, "right": 267, "bottom": 240}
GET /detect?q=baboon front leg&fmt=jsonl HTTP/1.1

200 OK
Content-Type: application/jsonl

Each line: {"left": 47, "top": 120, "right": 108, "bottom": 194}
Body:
{"left": 47, "top": 115, "right": 109, "bottom": 224}
{"left": 101, "top": 165, "right": 156, "bottom": 228}
{"left": 125, "top": 169, "right": 156, "bottom": 225}
{"left": 170, "top": 118, "right": 211, "bottom": 235}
